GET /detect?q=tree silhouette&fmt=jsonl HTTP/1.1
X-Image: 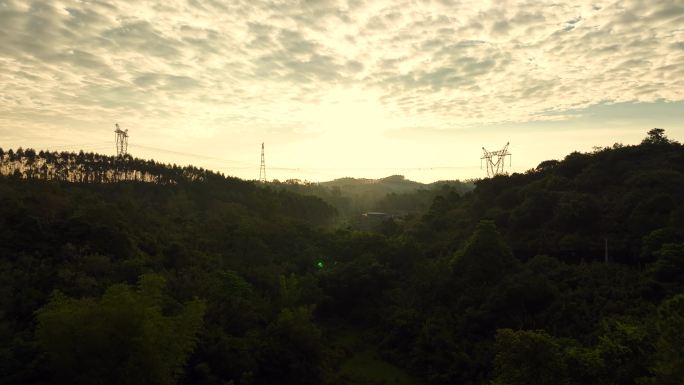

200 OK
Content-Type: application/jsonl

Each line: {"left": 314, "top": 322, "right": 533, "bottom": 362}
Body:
{"left": 642, "top": 128, "right": 669, "bottom": 145}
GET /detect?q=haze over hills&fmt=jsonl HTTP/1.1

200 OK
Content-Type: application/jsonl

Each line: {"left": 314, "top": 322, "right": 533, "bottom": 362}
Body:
{"left": 318, "top": 174, "right": 473, "bottom": 194}
{"left": 270, "top": 175, "right": 475, "bottom": 221}
{"left": 0, "top": 147, "right": 473, "bottom": 225}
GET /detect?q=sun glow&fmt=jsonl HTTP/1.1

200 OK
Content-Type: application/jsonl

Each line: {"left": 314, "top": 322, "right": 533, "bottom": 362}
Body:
{"left": 307, "top": 88, "right": 395, "bottom": 135}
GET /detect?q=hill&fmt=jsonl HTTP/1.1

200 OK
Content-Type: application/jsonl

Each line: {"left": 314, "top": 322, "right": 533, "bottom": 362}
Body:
{"left": 1, "top": 128, "right": 684, "bottom": 385}
{"left": 270, "top": 175, "right": 474, "bottom": 223}
{"left": 372, "top": 128, "right": 684, "bottom": 384}
{"left": 0, "top": 151, "right": 341, "bottom": 385}
{"left": 410, "top": 128, "right": 684, "bottom": 263}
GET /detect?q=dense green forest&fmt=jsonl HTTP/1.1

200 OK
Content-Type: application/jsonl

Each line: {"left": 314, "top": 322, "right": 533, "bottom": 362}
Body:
{"left": 1, "top": 128, "right": 683, "bottom": 385}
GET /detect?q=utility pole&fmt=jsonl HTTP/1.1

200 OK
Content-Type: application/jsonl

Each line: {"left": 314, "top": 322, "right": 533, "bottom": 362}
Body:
{"left": 259, "top": 142, "right": 266, "bottom": 183}
{"left": 114, "top": 123, "right": 129, "bottom": 157}
{"left": 481, "top": 142, "right": 512, "bottom": 177}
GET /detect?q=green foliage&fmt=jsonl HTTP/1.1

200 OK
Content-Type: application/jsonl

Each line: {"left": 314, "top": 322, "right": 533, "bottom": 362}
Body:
{"left": 647, "top": 243, "right": 684, "bottom": 297}
{"left": 452, "top": 220, "right": 518, "bottom": 285}
{"left": 640, "top": 228, "right": 681, "bottom": 262}
{"left": 493, "top": 329, "right": 568, "bottom": 385}
{"left": 256, "top": 306, "right": 324, "bottom": 385}
{"left": 650, "top": 294, "right": 684, "bottom": 384}
{"left": 593, "top": 318, "right": 653, "bottom": 385}
{"left": 35, "top": 275, "right": 206, "bottom": 385}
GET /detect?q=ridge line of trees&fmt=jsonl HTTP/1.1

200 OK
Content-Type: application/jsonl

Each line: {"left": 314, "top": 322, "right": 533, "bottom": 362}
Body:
{"left": 0, "top": 148, "right": 224, "bottom": 185}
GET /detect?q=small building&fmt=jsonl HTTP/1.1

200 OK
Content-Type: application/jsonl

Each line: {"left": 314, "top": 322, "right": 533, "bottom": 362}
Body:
{"left": 362, "top": 212, "right": 390, "bottom": 219}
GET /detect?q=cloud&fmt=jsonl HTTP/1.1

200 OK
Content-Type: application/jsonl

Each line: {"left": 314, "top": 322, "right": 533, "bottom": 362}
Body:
{"left": 101, "top": 20, "right": 183, "bottom": 59}
{"left": 0, "top": 0, "right": 682, "bottom": 141}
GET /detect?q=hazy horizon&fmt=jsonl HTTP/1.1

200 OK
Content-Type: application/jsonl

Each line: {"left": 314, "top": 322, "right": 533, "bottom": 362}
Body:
{"left": 1, "top": 0, "right": 683, "bottom": 183}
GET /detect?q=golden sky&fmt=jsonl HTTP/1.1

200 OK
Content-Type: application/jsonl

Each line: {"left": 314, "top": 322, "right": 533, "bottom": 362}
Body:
{"left": 1, "top": 0, "right": 683, "bottom": 182}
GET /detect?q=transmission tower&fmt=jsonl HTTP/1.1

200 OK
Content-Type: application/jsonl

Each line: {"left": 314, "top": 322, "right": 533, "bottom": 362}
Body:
{"left": 259, "top": 142, "right": 266, "bottom": 182}
{"left": 114, "top": 123, "right": 129, "bottom": 157}
{"left": 481, "top": 142, "right": 512, "bottom": 177}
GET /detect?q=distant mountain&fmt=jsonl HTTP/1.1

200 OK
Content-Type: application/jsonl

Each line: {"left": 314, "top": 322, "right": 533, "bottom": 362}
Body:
{"left": 320, "top": 174, "right": 424, "bottom": 190}
{"left": 270, "top": 175, "right": 475, "bottom": 222}
{"left": 320, "top": 174, "right": 472, "bottom": 191}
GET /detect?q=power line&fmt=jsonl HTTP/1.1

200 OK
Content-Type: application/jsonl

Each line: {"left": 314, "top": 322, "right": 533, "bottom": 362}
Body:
{"left": 129, "top": 143, "right": 253, "bottom": 166}
{"left": 42, "top": 141, "right": 110, "bottom": 150}
{"left": 31, "top": 128, "right": 487, "bottom": 179}
{"left": 132, "top": 143, "right": 481, "bottom": 174}
{"left": 45, "top": 141, "right": 481, "bottom": 175}
{"left": 123, "top": 134, "right": 483, "bottom": 174}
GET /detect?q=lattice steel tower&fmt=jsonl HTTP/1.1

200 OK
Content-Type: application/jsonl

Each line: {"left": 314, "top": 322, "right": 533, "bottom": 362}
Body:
{"left": 259, "top": 142, "right": 266, "bottom": 182}
{"left": 114, "top": 123, "right": 129, "bottom": 157}
{"left": 481, "top": 142, "right": 512, "bottom": 177}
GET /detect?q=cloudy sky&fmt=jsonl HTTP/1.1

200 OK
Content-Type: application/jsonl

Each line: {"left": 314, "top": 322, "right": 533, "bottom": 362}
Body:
{"left": 1, "top": 0, "right": 683, "bottom": 182}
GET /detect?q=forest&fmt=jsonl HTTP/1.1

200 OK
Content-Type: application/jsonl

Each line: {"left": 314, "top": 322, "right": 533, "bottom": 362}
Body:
{"left": 1, "top": 128, "right": 683, "bottom": 385}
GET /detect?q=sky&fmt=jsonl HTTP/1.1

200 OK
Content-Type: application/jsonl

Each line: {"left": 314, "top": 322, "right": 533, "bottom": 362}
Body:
{"left": 1, "top": 0, "right": 683, "bottom": 183}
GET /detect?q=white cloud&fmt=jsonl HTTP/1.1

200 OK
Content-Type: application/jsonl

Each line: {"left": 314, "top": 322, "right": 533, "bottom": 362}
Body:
{"left": 0, "top": 0, "right": 682, "bottom": 180}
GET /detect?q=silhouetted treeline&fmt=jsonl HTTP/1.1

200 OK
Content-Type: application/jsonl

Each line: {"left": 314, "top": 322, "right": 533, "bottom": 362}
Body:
{"left": 1, "top": 129, "right": 683, "bottom": 385}
{"left": 0, "top": 147, "right": 220, "bottom": 184}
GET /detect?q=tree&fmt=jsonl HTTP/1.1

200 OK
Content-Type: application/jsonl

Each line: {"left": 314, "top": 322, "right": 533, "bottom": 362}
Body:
{"left": 255, "top": 306, "right": 324, "bottom": 385}
{"left": 641, "top": 128, "right": 669, "bottom": 145}
{"left": 650, "top": 294, "right": 684, "bottom": 384}
{"left": 647, "top": 243, "right": 684, "bottom": 296}
{"left": 593, "top": 318, "right": 652, "bottom": 385}
{"left": 35, "top": 275, "right": 206, "bottom": 385}
{"left": 452, "top": 220, "right": 518, "bottom": 285}
{"left": 492, "top": 329, "right": 569, "bottom": 385}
